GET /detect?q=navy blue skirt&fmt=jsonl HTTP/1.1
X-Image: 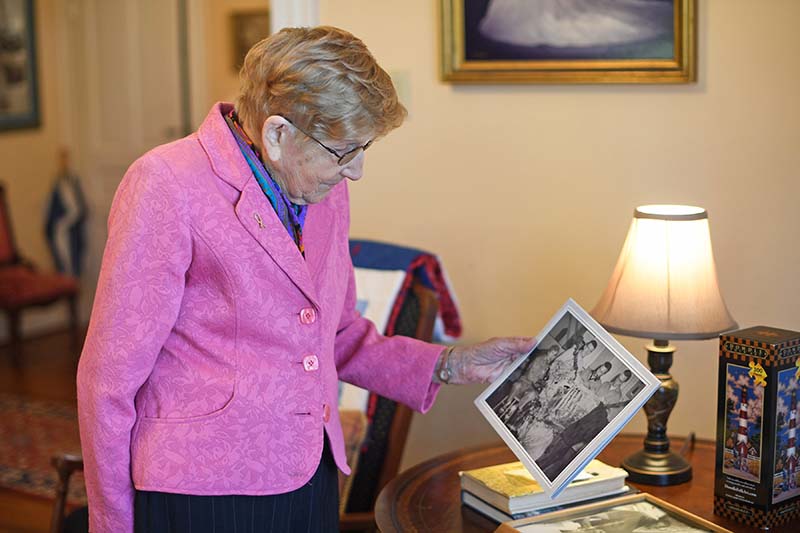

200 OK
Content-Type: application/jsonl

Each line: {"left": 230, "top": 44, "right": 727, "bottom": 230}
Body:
{"left": 134, "top": 439, "right": 339, "bottom": 533}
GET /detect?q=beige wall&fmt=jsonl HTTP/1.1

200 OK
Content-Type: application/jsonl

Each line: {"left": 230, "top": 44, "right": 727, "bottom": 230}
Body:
{"left": 318, "top": 0, "right": 800, "bottom": 469}
{"left": 0, "top": 0, "right": 61, "bottom": 268}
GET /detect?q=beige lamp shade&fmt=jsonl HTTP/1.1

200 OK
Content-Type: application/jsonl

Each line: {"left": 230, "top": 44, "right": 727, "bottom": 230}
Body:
{"left": 592, "top": 205, "right": 737, "bottom": 340}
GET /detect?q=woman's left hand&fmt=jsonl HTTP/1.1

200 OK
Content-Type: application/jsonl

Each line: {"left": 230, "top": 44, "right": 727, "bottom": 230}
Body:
{"left": 446, "top": 337, "right": 537, "bottom": 384}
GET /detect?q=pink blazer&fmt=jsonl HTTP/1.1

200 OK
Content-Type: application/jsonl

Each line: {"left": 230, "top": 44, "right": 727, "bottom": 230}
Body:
{"left": 76, "top": 103, "right": 443, "bottom": 532}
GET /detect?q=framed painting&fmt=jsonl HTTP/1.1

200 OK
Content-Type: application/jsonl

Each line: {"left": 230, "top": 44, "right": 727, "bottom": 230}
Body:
{"left": 475, "top": 299, "right": 659, "bottom": 498}
{"left": 231, "top": 9, "right": 271, "bottom": 72}
{"left": 440, "top": 0, "right": 696, "bottom": 84}
{"left": 0, "top": 0, "right": 39, "bottom": 131}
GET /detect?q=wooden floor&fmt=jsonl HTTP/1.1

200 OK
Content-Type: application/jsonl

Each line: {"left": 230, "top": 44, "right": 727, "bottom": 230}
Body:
{"left": 0, "top": 328, "right": 84, "bottom": 533}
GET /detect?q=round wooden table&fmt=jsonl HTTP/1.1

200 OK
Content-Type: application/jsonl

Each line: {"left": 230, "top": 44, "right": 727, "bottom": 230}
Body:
{"left": 375, "top": 434, "right": 793, "bottom": 532}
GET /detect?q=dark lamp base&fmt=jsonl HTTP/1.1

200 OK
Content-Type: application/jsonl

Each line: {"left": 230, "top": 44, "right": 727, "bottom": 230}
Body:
{"left": 622, "top": 449, "right": 692, "bottom": 485}
{"left": 621, "top": 340, "right": 693, "bottom": 486}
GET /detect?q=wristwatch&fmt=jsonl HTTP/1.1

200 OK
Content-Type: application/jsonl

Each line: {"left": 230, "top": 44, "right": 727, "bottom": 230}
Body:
{"left": 437, "top": 346, "right": 454, "bottom": 384}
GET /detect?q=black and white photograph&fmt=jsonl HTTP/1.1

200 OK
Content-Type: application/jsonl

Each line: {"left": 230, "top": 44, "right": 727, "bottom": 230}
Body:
{"left": 0, "top": 0, "right": 38, "bottom": 130}
{"left": 512, "top": 500, "right": 718, "bottom": 532}
{"left": 503, "top": 494, "right": 731, "bottom": 533}
{"left": 476, "top": 299, "right": 660, "bottom": 497}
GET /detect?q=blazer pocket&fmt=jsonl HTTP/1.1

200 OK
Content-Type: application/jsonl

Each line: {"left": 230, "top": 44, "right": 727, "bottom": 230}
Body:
{"left": 139, "top": 384, "right": 237, "bottom": 424}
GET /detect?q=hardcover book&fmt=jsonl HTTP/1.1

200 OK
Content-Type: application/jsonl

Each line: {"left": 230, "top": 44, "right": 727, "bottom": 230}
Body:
{"left": 460, "top": 487, "right": 632, "bottom": 524}
{"left": 460, "top": 459, "right": 628, "bottom": 515}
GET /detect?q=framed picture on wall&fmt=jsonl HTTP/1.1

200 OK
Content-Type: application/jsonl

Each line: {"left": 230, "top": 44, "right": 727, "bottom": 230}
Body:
{"left": 440, "top": 0, "right": 696, "bottom": 84}
{"left": 231, "top": 9, "right": 271, "bottom": 72}
{"left": 475, "top": 299, "right": 659, "bottom": 498}
{"left": 0, "top": 0, "right": 39, "bottom": 131}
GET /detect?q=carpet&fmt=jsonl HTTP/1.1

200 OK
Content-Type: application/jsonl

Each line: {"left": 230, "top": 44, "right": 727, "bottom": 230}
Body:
{"left": 0, "top": 393, "right": 86, "bottom": 506}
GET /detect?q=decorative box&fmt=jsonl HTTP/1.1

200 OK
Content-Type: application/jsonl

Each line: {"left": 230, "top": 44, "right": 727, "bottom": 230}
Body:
{"left": 714, "top": 325, "right": 800, "bottom": 529}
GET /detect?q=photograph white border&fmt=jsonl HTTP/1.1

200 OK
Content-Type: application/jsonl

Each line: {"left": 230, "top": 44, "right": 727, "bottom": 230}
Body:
{"left": 475, "top": 298, "right": 660, "bottom": 498}
{"left": 496, "top": 493, "right": 733, "bottom": 533}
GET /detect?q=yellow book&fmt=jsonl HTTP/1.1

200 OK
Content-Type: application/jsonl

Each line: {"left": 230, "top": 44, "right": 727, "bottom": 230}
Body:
{"left": 460, "top": 459, "right": 627, "bottom": 515}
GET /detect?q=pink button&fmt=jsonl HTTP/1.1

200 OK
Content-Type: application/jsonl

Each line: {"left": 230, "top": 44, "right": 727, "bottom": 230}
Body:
{"left": 299, "top": 307, "right": 316, "bottom": 325}
{"left": 323, "top": 403, "right": 331, "bottom": 423}
{"left": 302, "top": 354, "right": 319, "bottom": 372}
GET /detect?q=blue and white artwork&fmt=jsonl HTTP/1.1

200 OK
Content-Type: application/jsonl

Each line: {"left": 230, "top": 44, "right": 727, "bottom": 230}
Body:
{"left": 773, "top": 367, "right": 800, "bottom": 503}
{"left": 464, "top": 0, "right": 676, "bottom": 61}
{"left": 723, "top": 364, "right": 763, "bottom": 482}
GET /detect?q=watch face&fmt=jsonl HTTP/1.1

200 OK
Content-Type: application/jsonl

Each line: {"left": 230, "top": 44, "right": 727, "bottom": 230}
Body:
{"left": 439, "top": 367, "right": 450, "bottom": 383}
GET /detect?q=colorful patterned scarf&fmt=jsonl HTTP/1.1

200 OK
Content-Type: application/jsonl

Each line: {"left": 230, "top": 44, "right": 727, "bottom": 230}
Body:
{"left": 224, "top": 110, "right": 307, "bottom": 255}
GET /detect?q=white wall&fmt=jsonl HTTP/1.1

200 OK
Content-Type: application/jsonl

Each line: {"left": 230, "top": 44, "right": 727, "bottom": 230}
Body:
{"left": 317, "top": 0, "right": 800, "bottom": 469}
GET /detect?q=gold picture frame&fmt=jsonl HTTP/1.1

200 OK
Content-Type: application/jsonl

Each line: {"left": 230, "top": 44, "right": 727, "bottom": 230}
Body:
{"left": 0, "top": 0, "right": 40, "bottom": 130}
{"left": 440, "top": 0, "right": 696, "bottom": 84}
{"left": 495, "top": 492, "right": 732, "bottom": 533}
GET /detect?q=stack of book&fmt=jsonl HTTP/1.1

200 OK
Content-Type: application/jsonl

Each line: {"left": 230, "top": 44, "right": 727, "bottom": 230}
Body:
{"left": 460, "top": 459, "right": 631, "bottom": 523}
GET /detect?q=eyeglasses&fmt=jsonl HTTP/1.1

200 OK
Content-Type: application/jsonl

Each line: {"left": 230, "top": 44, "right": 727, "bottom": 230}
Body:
{"left": 281, "top": 116, "right": 373, "bottom": 166}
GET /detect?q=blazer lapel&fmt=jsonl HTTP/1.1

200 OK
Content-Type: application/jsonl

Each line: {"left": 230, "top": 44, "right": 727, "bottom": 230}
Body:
{"left": 199, "top": 102, "right": 330, "bottom": 308}
{"left": 235, "top": 179, "right": 320, "bottom": 308}
{"left": 303, "top": 201, "right": 336, "bottom": 291}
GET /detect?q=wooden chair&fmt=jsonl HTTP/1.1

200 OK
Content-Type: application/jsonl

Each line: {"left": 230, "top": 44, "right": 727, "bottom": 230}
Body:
{"left": 49, "top": 285, "right": 438, "bottom": 533}
{"left": 0, "top": 183, "right": 80, "bottom": 366}
{"left": 340, "top": 281, "right": 439, "bottom": 532}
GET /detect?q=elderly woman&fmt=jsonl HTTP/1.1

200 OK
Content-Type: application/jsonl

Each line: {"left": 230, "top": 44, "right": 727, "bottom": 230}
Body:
{"left": 77, "top": 26, "right": 534, "bottom": 533}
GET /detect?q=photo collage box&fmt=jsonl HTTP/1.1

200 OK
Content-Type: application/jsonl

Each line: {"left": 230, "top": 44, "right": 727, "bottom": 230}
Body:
{"left": 714, "top": 326, "right": 800, "bottom": 529}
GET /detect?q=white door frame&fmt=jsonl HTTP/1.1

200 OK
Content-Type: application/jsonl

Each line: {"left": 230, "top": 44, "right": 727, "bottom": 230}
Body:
{"left": 53, "top": 1, "right": 300, "bottom": 325}
{"left": 270, "top": 0, "right": 319, "bottom": 31}
{"left": 54, "top": 0, "right": 199, "bottom": 322}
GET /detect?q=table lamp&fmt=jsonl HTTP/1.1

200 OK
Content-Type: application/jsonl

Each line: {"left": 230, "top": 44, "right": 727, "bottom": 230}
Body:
{"left": 591, "top": 205, "right": 737, "bottom": 485}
